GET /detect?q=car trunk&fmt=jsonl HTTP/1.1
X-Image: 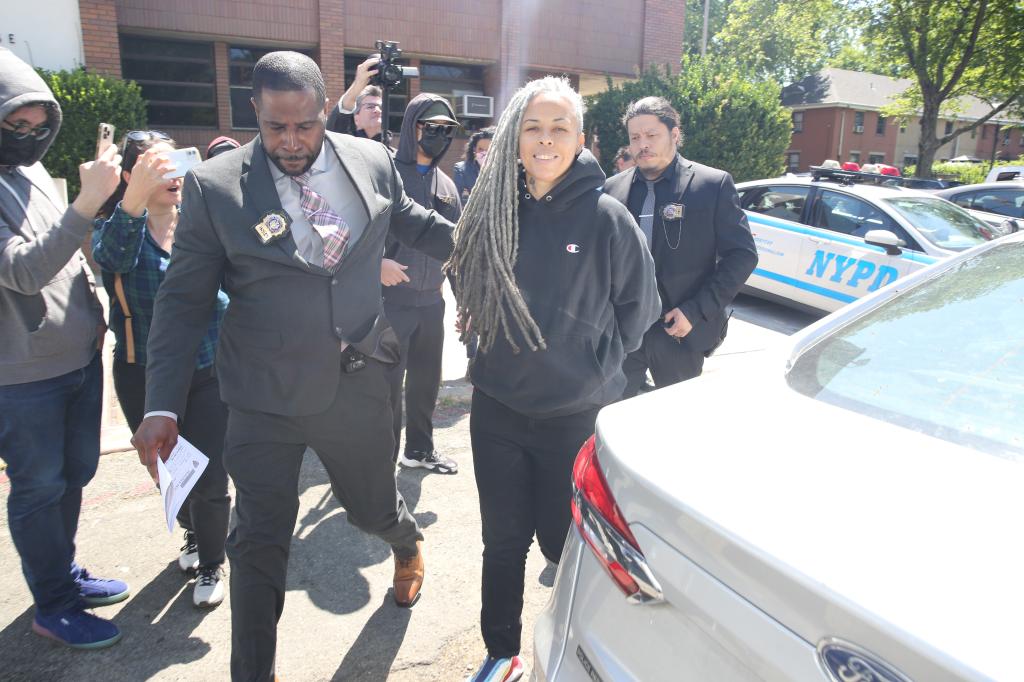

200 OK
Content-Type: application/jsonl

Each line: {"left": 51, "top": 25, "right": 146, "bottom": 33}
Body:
{"left": 595, "top": 362, "right": 1024, "bottom": 681}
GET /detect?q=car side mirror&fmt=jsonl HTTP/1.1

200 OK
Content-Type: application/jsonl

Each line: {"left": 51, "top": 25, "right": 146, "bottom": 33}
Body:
{"left": 1001, "top": 218, "right": 1021, "bottom": 235}
{"left": 864, "top": 229, "right": 903, "bottom": 255}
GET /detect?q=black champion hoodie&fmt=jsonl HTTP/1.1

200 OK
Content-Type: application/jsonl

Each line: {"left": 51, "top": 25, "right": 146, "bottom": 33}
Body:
{"left": 470, "top": 149, "right": 661, "bottom": 419}
{"left": 387, "top": 93, "right": 462, "bottom": 307}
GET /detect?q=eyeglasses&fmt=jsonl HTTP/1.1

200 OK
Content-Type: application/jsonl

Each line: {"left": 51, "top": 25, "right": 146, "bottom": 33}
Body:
{"left": 359, "top": 103, "right": 383, "bottom": 112}
{"left": 417, "top": 122, "right": 456, "bottom": 138}
{"left": 1, "top": 119, "right": 51, "bottom": 141}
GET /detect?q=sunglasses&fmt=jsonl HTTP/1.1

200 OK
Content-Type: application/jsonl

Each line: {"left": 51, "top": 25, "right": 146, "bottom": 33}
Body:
{"left": 124, "top": 130, "right": 171, "bottom": 144}
{"left": 417, "top": 122, "right": 457, "bottom": 138}
{"left": 1, "top": 119, "right": 51, "bottom": 141}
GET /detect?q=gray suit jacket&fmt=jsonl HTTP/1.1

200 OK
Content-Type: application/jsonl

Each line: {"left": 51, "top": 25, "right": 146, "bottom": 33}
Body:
{"left": 145, "top": 132, "right": 455, "bottom": 417}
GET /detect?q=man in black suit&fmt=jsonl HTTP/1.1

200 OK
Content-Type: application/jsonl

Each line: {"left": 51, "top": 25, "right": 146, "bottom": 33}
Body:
{"left": 603, "top": 97, "right": 757, "bottom": 397}
{"left": 132, "top": 52, "right": 454, "bottom": 680}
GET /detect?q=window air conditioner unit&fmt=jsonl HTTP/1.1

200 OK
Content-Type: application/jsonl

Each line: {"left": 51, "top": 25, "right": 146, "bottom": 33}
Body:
{"left": 853, "top": 125, "right": 865, "bottom": 133}
{"left": 457, "top": 95, "right": 494, "bottom": 119}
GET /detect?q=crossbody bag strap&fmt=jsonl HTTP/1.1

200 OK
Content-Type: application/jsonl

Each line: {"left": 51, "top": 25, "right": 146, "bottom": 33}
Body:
{"left": 112, "top": 273, "right": 135, "bottom": 364}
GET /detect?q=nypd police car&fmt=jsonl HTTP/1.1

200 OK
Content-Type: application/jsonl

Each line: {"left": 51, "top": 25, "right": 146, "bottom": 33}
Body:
{"left": 737, "top": 169, "right": 992, "bottom": 312}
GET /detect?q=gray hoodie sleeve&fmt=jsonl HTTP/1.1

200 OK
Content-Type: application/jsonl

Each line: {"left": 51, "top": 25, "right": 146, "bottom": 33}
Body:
{"left": 0, "top": 200, "right": 94, "bottom": 296}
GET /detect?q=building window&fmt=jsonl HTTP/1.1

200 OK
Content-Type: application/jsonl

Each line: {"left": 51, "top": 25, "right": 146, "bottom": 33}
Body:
{"left": 868, "top": 153, "right": 885, "bottom": 164}
{"left": 903, "top": 155, "right": 918, "bottom": 168}
{"left": 875, "top": 115, "right": 886, "bottom": 135}
{"left": 853, "top": 111, "right": 864, "bottom": 133}
{"left": 1003, "top": 129, "right": 1011, "bottom": 146}
{"left": 344, "top": 54, "right": 409, "bottom": 136}
{"left": 982, "top": 126, "right": 988, "bottom": 139}
{"left": 970, "top": 127, "right": 977, "bottom": 139}
{"left": 792, "top": 111, "right": 804, "bottom": 133}
{"left": 230, "top": 46, "right": 314, "bottom": 129}
{"left": 786, "top": 151, "right": 800, "bottom": 172}
{"left": 849, "top": 151, "right": 861, "bottom": 164}
{"left": 944, "top": 121, "right": 954, "bottom": 135}
{"left": 120, "top": 35, "right": 216, "bottom": 127}
{"left": 900, "top": 122, "right": 907, "bottom": 133}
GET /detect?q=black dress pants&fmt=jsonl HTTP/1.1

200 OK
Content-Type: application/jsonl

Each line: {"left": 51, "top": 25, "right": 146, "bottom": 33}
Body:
{"left": 385, "top": 299, "right": 445, "bottom": 459}
{"left": 113, "top": 359, "right": 230, "bottom": 567}
{"left": 470, "top": 389, "right": 599, "bottom": 658}
{"left": 223, "top": 359, "right": 423, "bottom": 681}
{"left": 621, "top": 324, "right": 706, "bottom": 399}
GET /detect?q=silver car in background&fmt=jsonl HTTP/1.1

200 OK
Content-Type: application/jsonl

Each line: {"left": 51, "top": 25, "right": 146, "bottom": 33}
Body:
{"left": 534, "top": 233, "right": 1024, "bottom": 681}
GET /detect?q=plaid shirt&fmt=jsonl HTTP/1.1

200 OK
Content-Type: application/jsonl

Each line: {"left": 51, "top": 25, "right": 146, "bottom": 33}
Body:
{"left": 91, "top": 203, "right": 228, "bottom": 368}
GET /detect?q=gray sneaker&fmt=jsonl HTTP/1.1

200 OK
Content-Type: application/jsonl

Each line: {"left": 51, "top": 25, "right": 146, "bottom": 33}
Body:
{"left": 178, "top": 530, "right": 199, "bottom": 573}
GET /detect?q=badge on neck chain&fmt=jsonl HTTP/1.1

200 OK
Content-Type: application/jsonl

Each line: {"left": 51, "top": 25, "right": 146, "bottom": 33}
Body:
{"left": 661, "top": 203, "right": 685, "bottom": 250}
{"left": 662, "top": 203, "right": 685, "bottom": 221}
{"left": 253, "top": 210, "right": 291, "bottom": 245}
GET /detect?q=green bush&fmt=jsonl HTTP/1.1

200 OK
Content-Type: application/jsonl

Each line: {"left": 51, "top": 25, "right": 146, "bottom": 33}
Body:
{"left": 585, "top": 57, "right": 792, "bottom": 183}
{"left": 37, "top": 68, "right": 147, "bottom": 198}
{"left": 905, "top": 156, "right": 1024, "bottom": 185}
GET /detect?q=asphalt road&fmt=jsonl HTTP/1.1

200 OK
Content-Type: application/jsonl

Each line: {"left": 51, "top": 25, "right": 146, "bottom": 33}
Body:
{"left": 0, "top": 290, "right": 822, "bottom": 681}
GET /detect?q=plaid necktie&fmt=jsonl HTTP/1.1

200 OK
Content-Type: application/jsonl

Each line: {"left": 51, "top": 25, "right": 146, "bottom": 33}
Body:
{"left": 292, "top": 172, "right": 350, "bottom": 270}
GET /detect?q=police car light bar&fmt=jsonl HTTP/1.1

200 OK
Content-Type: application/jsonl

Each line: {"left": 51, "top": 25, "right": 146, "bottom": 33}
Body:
{"left": 809, "top": 166, "right": 902, "bottom": 187}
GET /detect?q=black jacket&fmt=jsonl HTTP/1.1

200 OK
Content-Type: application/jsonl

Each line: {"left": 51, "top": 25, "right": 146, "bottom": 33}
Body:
{"left": 386, "top": 94, "right": 462, "bottom": 307}
{"left": 603, "top": 155, "right": 758, "bottom": 354}
{"left": 470, "top": 150, "right": 660, "bottom": 418}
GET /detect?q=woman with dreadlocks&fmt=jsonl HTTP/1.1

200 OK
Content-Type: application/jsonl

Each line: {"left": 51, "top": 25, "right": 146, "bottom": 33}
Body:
{"left": 452, "top": 77, "right": 660, "bottom": 682}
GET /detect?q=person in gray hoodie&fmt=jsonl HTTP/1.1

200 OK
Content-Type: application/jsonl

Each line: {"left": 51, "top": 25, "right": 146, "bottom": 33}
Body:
{"left": 0, "top": 47, "right": 129, "bottom": 649}
{"left": 384, "top": 94, "right": 462, "bottom": 474}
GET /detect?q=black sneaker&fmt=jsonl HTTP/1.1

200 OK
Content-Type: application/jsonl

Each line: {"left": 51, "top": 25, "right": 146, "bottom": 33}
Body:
{"left": 178, "top": 530, "right": 199, "bottom": 573}
{"left": 399, "top": 450, "right": 458, "bottom": 474}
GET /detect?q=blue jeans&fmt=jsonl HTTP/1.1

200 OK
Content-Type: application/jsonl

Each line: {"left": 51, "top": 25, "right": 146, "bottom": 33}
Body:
{"left": 0, "top": 354, "right": 102, "bottom": 615}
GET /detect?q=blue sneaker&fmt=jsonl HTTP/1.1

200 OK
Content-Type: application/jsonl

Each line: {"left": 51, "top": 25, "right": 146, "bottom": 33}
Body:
{"left": 32, "top": 606, "right": 122, "bottom": 650}
{"left": 75, "top": 567, "right": 130, "bottom": 607}
{"left": 466, "top": 655, "right": 524, "bottom": 682}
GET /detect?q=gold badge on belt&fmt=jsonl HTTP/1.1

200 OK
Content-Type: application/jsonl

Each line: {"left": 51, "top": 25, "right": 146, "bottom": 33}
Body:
{"left": 253, "top": 210, "right": 291, "bottom": 244}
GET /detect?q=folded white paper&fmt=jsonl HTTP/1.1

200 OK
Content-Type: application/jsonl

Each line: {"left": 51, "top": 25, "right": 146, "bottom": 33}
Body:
{"left": 157, "top": 436, "right": 209, "bottom": 533}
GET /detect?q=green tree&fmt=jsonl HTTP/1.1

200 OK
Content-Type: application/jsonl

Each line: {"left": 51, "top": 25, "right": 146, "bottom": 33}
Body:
{"left": 39, "top": 68, "right": 147, "bottom": 197}
{"left": 586, "top": 58, "right": 791, "bottom": 183}
{"left": 710, "top": 0, "right": 860, "bottom": 84}
{"left": 684, "top": 0, "right": 733, "bottom": 57}
{"left": 867, "top": 0, "right": 1024, "bottom": 177}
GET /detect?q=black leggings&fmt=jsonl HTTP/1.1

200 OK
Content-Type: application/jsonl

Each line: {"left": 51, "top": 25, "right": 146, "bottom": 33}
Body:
{"left": 470, "top": 389, "right": 599, "bottom": 658}
{"left": 114, "top": 359, "right": 230, "bottom": 567}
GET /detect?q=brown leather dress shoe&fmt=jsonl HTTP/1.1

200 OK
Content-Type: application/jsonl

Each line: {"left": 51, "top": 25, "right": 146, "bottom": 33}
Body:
{"left": 393, "top": 540, "right": 424, "bottom": 608}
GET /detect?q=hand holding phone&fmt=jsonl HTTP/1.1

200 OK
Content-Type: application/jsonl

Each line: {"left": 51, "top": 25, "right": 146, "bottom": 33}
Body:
{"left": 95, "top": 123, "right": 115, "bottom": 160}
{"left": 162, "top": 147, "right": 202, "bottom": 179}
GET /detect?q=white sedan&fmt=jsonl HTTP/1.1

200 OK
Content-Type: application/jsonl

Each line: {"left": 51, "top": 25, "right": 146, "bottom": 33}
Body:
{"left": 737, "top": 173, "right": 993, "bottom": 312}
{"left": 534, "top": 232, "right": 1024, "bottom": 681}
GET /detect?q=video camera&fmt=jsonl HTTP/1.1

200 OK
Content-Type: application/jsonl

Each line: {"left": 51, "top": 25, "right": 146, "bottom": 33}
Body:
{"left": 372, "top": 40, "right": 419, "bottom": 90}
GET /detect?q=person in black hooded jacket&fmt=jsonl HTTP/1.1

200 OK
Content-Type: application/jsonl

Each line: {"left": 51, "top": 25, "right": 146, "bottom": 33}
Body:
{"left": 450, "top": 76, "right": 659, "bottom": 682}
{"left": 384, "top": 93, "right": 462, "bottom": 473}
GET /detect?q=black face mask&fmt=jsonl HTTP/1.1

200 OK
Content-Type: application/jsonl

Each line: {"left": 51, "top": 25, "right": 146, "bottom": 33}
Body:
{"left": 418, "top": 132, "right": 450, "bottom": 160}
{"left": 0, "top": 133, "right": 44, "bottom": 167}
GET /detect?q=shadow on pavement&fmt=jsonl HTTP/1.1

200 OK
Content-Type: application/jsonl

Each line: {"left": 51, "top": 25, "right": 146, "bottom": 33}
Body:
{"left": 331, "top": 593, "right": 412, "bottom": 681}
{"left": 0, "top": 563, "right": 214, "bottom": 680}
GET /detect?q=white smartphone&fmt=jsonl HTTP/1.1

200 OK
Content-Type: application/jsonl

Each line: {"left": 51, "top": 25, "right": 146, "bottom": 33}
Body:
{"left": 163, "top": 147, "right": 202, "bottom": 179}
{"left": 95, "top": 123, "right": 115, "bottom": 159}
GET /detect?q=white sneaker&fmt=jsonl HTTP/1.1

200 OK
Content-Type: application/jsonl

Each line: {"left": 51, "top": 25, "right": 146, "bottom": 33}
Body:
{"left": 178, "top": 530, "right": 199, "bottom": 573}
{"left": 192, "top": 565, "right": 225, "bottom": 608}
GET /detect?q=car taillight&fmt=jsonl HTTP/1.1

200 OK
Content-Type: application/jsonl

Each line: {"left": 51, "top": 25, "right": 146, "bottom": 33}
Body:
{"left": 571, "top": 435, "right": 663, "bottom": 604}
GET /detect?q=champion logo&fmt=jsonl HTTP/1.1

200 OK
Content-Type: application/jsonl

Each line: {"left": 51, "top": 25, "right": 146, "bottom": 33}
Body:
{"left": 566, "top": 243, "right": 581, "bottom": 254}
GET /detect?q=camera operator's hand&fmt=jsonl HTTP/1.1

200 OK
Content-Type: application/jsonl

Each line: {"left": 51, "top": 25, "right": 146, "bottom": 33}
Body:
{"left": 121, "top": 148, "right": 176, "bottom": 218}
{"left": 340, "top": 55, "right": 381, "bottom": 112}
{"left": 381, "top": 258, "right": 410, "bottom": 286}
{"left": 72, "top": 143, "right": 122, "bottom": 219}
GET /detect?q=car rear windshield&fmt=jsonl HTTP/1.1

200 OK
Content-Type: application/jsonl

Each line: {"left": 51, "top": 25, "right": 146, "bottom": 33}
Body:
{"left": 787, "top": 243, "right": 1024, "bottom": 460}
{"left": 883, "top": 197, "right": 989, "bottom": 251}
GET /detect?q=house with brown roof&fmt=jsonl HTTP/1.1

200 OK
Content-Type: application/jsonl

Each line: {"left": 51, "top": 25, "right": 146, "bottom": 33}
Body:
{"left": 781, "top": 68, "right": 1023, "bottom": 172}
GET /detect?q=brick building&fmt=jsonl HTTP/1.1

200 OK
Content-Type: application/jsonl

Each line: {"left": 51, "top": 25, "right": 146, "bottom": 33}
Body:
{"left": 782, "top": 68, "right": 1024, "bottom": 172}
{"left": 76, "top": 0, "right": 685, "bottom": 157}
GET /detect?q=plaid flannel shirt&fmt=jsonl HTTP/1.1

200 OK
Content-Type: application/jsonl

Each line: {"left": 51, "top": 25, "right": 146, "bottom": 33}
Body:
{"left": 91, "top": 203, "right": 228, "bottom": 368}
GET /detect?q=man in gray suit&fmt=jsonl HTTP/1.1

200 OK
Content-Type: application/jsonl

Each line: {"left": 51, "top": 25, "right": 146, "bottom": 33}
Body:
{"left": 132, "top": 52, "right": 454, "bottom": 681}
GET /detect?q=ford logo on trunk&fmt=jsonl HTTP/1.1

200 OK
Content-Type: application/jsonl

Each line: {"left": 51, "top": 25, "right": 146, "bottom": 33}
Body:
{"left": 817, "top": 639, "right": 912, "bottom": 682}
